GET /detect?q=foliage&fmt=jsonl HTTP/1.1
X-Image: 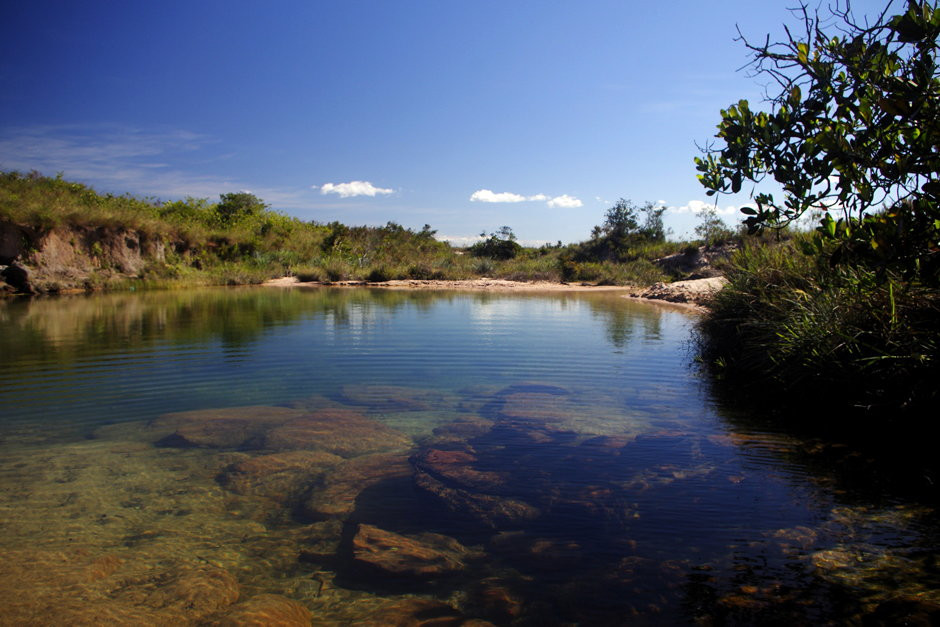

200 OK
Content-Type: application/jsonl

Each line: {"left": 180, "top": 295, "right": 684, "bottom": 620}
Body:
{"left": 696, "top": 238, "right": 940, "bottom": 417}
{"left": 215, "top": 192, "right": 268, "bottom": 226}
{"left": 569, "top": 199, "right": 669, "bottom": 263}
{"left": 469, "top": 226, "right": 522, "bottom": 260}
{"left": 694, "top": 207, "right": 735, "bottom": 246}
{"left": 560, "top": 258, "right": 666, "bottom": 285}
{"left": 1, "top": 172, "right": 692, "bottom": 291}
{"left": 695, "top": 0, "right": 940, "bottom": 285}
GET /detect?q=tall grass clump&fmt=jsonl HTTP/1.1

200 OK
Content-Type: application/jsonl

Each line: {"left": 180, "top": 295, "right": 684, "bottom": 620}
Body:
{"left": 697, "top": 238, "right": 940, "bottom": 419}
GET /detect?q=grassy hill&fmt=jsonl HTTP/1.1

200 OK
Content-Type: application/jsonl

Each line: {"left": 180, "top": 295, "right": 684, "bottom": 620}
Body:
{"left": 0, "top": 172, "right": 700, "bottom": 294}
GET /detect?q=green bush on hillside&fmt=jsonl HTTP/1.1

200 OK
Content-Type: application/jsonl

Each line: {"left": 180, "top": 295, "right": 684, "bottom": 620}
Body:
{"left": 693, "top": 1, "right": 940, "bottom": 419}
{"left": 697, "top": 238, "right": 940, "bottom": 417}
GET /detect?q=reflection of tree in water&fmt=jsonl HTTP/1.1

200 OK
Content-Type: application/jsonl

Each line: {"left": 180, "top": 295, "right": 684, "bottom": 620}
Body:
{"left": 585, "top": 295, "right": 665, "bottom": 349}
{"left": 0, "top": 287, "right": 451, "bottom": 362}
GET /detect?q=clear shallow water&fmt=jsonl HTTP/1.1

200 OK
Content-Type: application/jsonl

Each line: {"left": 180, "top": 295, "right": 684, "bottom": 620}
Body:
{"left": 0, "top": 287, "right": 937, "bottom": 625}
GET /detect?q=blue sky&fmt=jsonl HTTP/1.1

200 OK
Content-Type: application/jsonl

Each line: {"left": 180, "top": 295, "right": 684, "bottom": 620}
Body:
{"left": 0, "top": 0, "right": 894, "bottom": 244}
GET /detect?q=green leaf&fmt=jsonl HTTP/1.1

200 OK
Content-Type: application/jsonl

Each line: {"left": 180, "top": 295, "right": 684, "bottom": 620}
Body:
{"left": 796, "top": 42, "right": 809, "bottom": 64}
{"left": 819, "top": 213, "right": 837, "bottom": 238}
{"left": 922, "top": 180, "right": 940, "bottom": 195}
{"left": 789, "top": 85, "right": 802, "bottom": 106}
{"left": 740, "top": 206, "right": 758, "bottom": 216}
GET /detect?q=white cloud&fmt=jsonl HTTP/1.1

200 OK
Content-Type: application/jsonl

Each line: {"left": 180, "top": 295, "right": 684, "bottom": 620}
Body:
{"left": 668, "top": 200, "right": 739, "bottom": 215}
{"left": 547, "top": 194, "right": 583, "bottom": 208}
{"left": 470, "top": 189, "right": 527, "bottom": 203}
{"left": 438, "top": 234, "right": 485, "bottom": 247}
{"left": 318, "top": 181, "right": 394, "bottom": 198}
{"left": 470, "top": 189, "right": 583, "bottom": 208}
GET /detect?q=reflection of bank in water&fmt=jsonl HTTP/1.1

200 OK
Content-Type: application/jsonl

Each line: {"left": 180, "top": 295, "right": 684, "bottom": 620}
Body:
{"left": 1, "top": 289, "right": 938, "bottom": 624}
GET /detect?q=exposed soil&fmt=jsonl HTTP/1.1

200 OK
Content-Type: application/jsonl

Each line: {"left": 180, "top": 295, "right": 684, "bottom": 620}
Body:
{"left": 625, "top": 276, "right": 728, "bottom": 309}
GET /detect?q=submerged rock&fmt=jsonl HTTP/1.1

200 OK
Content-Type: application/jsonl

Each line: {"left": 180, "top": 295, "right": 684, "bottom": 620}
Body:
{"left": 145, "top": 566, "right": 241, "bottom": 616}
{"left": 219, "top": 450, "right": 343, "bottom": 503}
{"left": 152, "top": 406, "right": 307, "bottom": 449}
{"left": 410, "top": 445, "right": 540, "bottom": 528}
{"left": 264, "top": 408, "right": 411, "bottom": 457}
{"left": 413, "top": 470, "right": 540, "bottom": 528}
{"left": 497, "top": 392, "right": 572, "bottom": 424}
{"left": 338, "top": 384, "right": 449, "bottom": 412}
{"left": 359, "top": 598, "right": 492, "bottom": 626}
{"left": 469, "top": 577, "right": 527, "bottom": 623}
{"left": 303, "top": 452, "right": 413, "bottom": 520}
{"left": 351, "top": 523, "right": 475, "bottom": 578}
{"left": 0, "top": 549, "right": 243, "bottom": 624}
{"left": 412, "top": 448, "right": 507, "bottom": 493}
{"left": 488, "top": 531, "right": 584, "bottom": 571}
{"left": 213, "top": 593, "right": 311, "bottom": 626}
{"left": 422, "top": 415, "right": 495, "bottom": 447}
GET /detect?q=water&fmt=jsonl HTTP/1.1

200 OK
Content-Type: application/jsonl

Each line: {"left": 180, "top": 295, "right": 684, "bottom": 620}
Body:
{"left": 0, "top": 287, "right": 937, "bottom": 625}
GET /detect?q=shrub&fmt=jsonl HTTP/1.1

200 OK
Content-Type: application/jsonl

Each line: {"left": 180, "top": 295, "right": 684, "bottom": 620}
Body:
{"left": 696, "top": 239, "right": 940, "bottom": 419}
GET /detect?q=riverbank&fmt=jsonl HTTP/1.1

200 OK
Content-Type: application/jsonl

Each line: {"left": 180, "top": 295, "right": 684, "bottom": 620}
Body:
{"left": 263, "top": 276, "right": 726, "bottom": 308}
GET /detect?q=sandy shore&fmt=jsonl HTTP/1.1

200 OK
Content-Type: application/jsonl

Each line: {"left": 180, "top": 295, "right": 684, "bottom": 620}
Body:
{"left": 263, "top": 276, "right": 726, "bottom": 308}
{"left": 264, "top": 276, "right": 630, "bottom": 292}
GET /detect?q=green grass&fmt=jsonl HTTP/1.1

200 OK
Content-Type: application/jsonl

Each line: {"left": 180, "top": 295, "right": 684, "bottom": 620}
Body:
{"left": 696, "top": 235, "right": 940, "bottom": 419}
{"left": 2, "top": 171, "right": 705, "bottom": 293}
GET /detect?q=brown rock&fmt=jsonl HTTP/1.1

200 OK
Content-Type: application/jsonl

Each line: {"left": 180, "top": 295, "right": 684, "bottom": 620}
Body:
{"left": 352, "top": 524, "right": 473, "bottom": 578}
{"left": 0, "top": 549, "right": 242, "bottom": 624}
{"left": 284, "top": 393, "right": 347, "bottom": 411}
{"left": 303, "top": 452, "right": 413, "bottom": 519}
{"left": 497, "top": 392, "right": 571, "bottom": 424}
{"left": 219, "top": 450, "right": 343, "bottom": 503}
{"left": 471, "top": 578, "right": 526, "bottom": 622}
{"left": 488, "top": 532, "right": 584, "bottom": 570}
{"left": 152, "top": 406, "right": 307, "bottom": 448}
{"left": 214, "top": 593, "right": 311, "bottom": 626}
{"left": 865, "top": 599, "right": 940, "bottom": 626}
{"left": 412, "top": 448, "right": 506, "bottom": 492}
{"left": 145, "top": 566, "right": 240, "bottom": 615}
{"left": 339, "top": 384, "right": 448, "bottom": 411}
{"left": 264, "top": 408, "right": 411, "bottom": 457}
{"left": 422, "top": 415, "right": 495, "bottom": 446}
{"left": 579, "top": 435, "right": 633, "bottom": 453}
{"left": 414, "top": 471, "right": 540, "bottom": 528}
{"left": 359, "top": 598, "right": 488, "bottom": 626}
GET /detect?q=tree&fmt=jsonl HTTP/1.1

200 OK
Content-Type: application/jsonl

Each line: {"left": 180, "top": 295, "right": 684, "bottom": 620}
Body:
{"left": 695, "top": 1, "right": 940, "bottom": 284}
{"left": 602, "top": 199, "right": 640, "bottom": 241}
{"left": 470, "top": 226, "right": 522, "bottom": 260}
{"left": 694, "top": 207, "right": 734, "bottom": 246}
{"left": 215, "top": 192, "right": 268, "bottom": 226}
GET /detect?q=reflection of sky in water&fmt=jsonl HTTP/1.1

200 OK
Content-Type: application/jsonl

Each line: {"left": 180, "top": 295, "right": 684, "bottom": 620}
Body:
{"left": 0, "top": 287, "right": 937, "bottom": 623}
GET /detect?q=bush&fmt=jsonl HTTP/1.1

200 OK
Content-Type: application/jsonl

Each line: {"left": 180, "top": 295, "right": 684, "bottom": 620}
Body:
{"left": 469, "top": 227, "right": 522, "bottom": 260}
{"left": 366, "top": 266, "right": 392, "bottom": 282}
{"left": 696, "top": 239, "right": 940, "bottom": 419}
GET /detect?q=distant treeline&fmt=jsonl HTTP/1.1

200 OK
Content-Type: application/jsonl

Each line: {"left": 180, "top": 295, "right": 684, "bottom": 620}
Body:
{"left": 0, "top": 171, "right": 725, "bottom": 289}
